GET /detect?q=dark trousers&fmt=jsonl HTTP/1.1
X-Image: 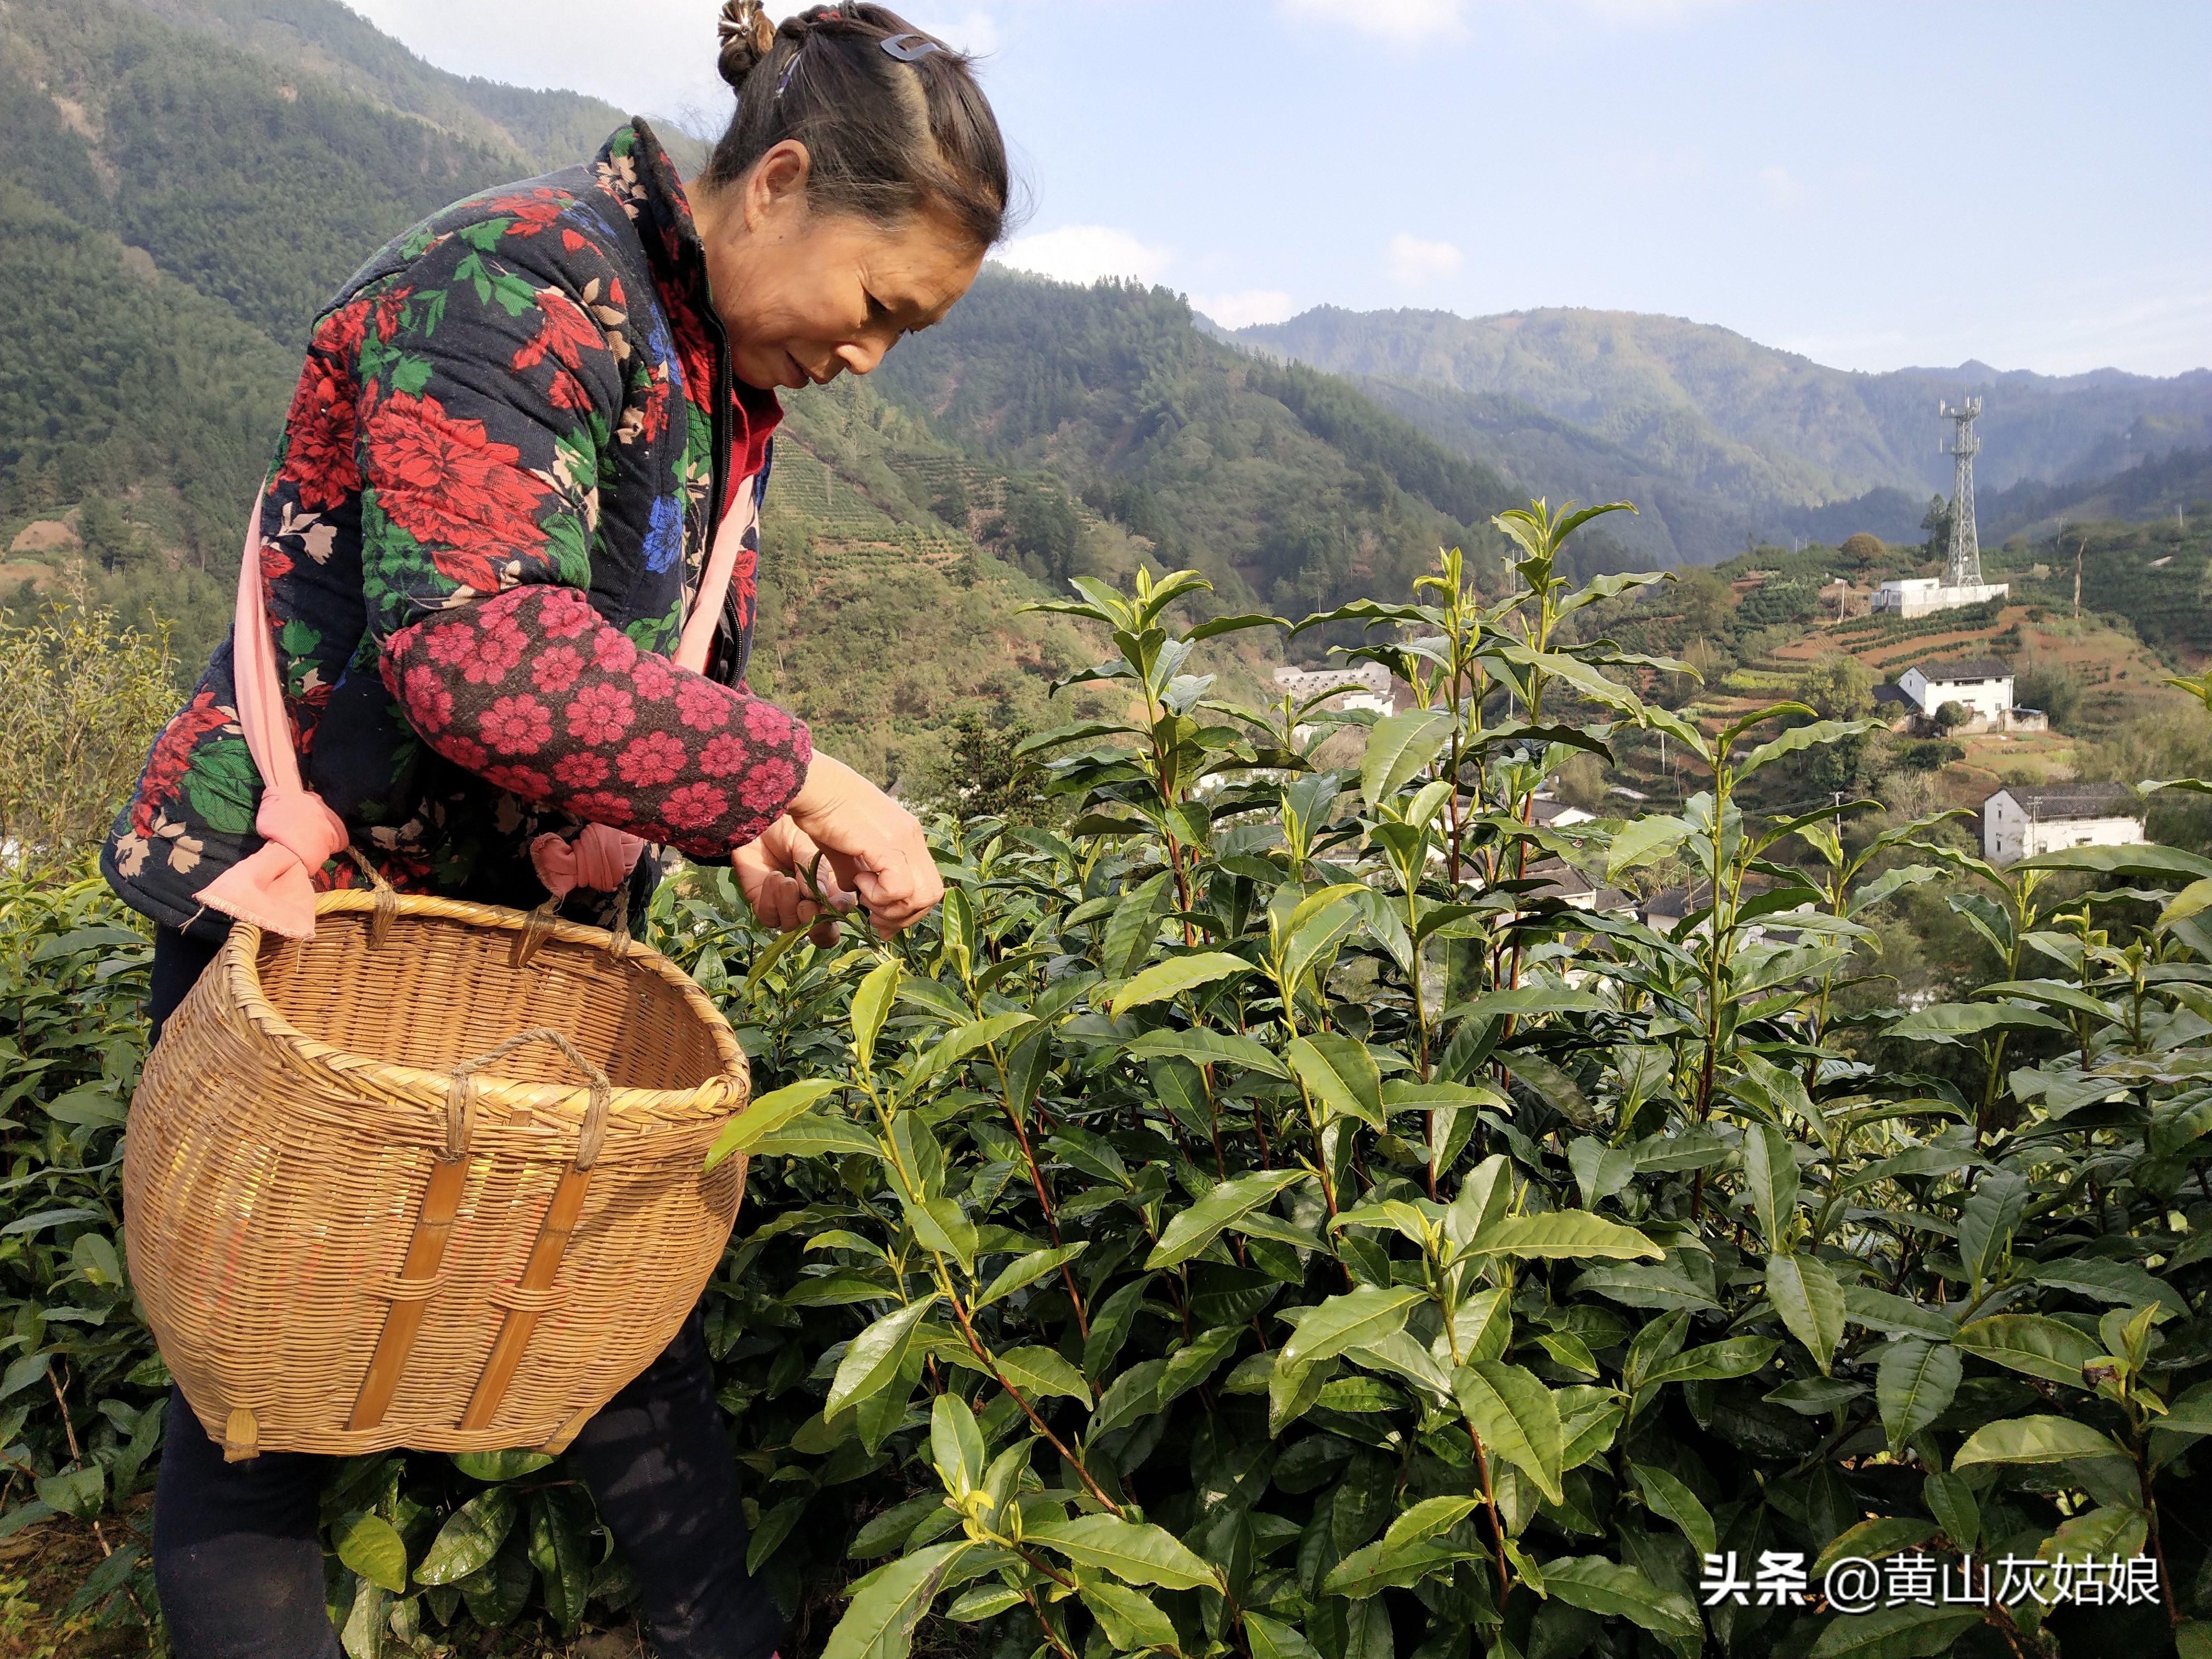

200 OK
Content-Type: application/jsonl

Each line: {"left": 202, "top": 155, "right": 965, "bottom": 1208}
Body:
{"left": 146, "top": 928, "right": 782, "bottom": 1659}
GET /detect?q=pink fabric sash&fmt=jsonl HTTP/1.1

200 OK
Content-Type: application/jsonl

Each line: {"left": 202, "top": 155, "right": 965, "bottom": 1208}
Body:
{"left": 193, "top": 481, "right": 759, "bottom": 940}
{"left": 528, "top": 481, "right": 758, "bottom": 902}
{"left": 193, "top": 489, "right": 353, "bottom": 940}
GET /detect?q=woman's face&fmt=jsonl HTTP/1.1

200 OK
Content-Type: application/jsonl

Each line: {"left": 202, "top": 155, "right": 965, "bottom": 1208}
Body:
{"left": 699, "top": 140, "right": 985, "bottom": 392}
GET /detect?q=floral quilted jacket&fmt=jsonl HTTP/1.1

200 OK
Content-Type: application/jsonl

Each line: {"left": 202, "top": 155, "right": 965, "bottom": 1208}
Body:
{"left": 104, "top": 122, "right": 814, "bottom": 940}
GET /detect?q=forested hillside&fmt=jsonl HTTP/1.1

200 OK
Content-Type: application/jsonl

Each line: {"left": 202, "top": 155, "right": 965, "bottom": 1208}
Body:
{"left": 870, "top": 272, "right": 1630, "bottom": 619}
{"left": 117, "top": 0, "right": 633, "bottom": 170}
{"left": 0, "top": 0, "right": 527, "bottom": 588}
{"left": 3, "top": 0, "right": 531, "bottom": 349}
{"left": 1983, "top": 444, "right": 2212, "bottom": 541}
{"left": 1229, "top": 304, "right": 2212, "bottom": 564}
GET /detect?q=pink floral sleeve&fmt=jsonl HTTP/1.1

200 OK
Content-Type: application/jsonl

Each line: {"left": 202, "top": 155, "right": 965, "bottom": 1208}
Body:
{"left": 380, "top": 584, "right": 811, "bottom": 859}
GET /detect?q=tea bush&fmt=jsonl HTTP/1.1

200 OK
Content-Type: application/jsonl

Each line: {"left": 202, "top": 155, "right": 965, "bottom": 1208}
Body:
{"left": 7, "top": 503, "right": 2212, "bottom": 1658}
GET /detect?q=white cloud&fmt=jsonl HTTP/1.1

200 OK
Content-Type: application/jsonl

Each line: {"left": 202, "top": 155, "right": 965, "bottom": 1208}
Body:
{"left": 1758, "top": 165, "right": 1807, "bottom": 208}
{"left": 1280, "top": 0, "right": 1466, "bottom": 44}
{"left": 1188, "top": 289, "right": 1298, "bottom": 330}
{"left": 1387, "top": 233, "right": 1463, "bottom": 290}
{"left": 997, "top": 224, "right": 1174, "bottom": 286}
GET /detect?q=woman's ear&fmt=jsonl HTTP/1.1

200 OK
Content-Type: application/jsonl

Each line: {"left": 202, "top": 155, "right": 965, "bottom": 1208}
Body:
{"left": 742, "top": 139, "right": 814, "bottom": 234}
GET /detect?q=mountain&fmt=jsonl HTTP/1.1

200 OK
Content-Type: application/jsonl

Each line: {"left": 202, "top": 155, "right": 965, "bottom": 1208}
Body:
{"left": 1980, "top": 444, "right": 2212, "bottom": 543}
{"left": 869, "top": 269, "right": 1617, "bottom": 617}
{"left": 3, "top": 0, "right": 546, "bottom": 351}
{"left": 112, "top": 0, "right": 633, "bottom": 171}
{"left": 4, "top": 0, "right": 1608, "bottom": 788}
{"left": 1227, "top": 305, "right": 2212, "bottom": 565}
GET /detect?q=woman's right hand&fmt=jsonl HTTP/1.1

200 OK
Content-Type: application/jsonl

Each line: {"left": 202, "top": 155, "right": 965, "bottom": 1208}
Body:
{"left": 732, "top": 816, "right": 849, "bottom": 946}
{"left": 779, "top": 753, "right": 944, "bottom": 938}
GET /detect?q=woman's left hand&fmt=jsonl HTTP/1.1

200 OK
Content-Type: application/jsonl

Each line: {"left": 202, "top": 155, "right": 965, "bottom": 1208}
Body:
{"left": 732, "top": 816, "right": 853, "bottom": 946}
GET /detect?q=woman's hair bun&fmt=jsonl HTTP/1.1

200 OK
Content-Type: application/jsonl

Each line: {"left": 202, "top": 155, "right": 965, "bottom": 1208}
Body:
{"left": 706, "top": 1, "right": 1015, "bottom": 250}
{"left": 717, "top": 0, "right": 778, "bottom": 89}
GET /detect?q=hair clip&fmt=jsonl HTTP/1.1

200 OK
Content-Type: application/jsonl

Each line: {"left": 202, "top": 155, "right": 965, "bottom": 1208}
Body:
{"left": 881, "top": 32, "right": 943, "bottom": 61}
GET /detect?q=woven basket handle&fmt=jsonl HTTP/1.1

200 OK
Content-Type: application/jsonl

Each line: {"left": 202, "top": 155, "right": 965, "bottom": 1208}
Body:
{"left": 447, "top": 1028, "right": 614, "bottom": 1171}
{"left": 340, "top": 848, "right": 399, "bottom": 948}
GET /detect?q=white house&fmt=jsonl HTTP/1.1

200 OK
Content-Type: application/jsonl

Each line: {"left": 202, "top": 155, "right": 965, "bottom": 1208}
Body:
{"left": 1897, "top": 656, "right": 2015, "bottom": 730}
{"left": 1273, "top": 663, "right": 1393, "bottom": 718}
{"left": 1871, "top": 576, "right": 2008, "bottom": 617}
{"left": 1982, "top": 782, "right": 2146, "bottom": 865}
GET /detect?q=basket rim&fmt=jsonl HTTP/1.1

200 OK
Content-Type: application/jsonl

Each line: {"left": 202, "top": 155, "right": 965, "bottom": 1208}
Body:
{"left": 215, "top": 888, "right": 749, "bottom": 1130}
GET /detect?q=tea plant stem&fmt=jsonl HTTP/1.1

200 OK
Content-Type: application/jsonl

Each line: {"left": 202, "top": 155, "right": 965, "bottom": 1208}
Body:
{"left": 1437, "top": 1290, "right": 1515, "bottom": 1601}
{"left": 1465, "top": 1427, "right": 1511, "bottom": 1602}
{"left": 1016, "top": 1584, "right": 1082, "bottom": 1659}
{"left": 1205, "top": 1079, "right": 1227, "bottom": 1179}
{"left": 1008, "top": 1547, "right": 1076, "bottom": 1593}
{"left": 874, "top": 1090, "right": 1108, "bottom": 1472}
{"left": 2136, "top": 1454, "right": 2181, "bottom": 1629}
{"left": 1976, "top": 1031, "right": 2010, "bottom": 1143}
{"left": 990, "top": 1062, "right": 1088, "bottom": 1339}
{"left": 1169, "top": 845, "right": 1195, "bottom": 939}
{"left": 941, "top": 1289, "right": 1122, "bottom": 1517}
{"left": 871, "top": 1079, "right": 1115, "bottom": 1504}
{"left": 44, "top": 1365, "right": 142, "bottom": 1626}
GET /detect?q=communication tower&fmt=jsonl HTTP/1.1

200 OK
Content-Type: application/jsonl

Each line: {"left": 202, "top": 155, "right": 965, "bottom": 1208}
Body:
{"left": 1940, "top": 397, "right": 1983, "bottom": 586}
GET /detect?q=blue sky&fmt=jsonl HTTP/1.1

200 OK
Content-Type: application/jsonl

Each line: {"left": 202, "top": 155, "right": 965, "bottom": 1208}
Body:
{"left": 350, "top": 0, "right": 2210, "bottom": 377}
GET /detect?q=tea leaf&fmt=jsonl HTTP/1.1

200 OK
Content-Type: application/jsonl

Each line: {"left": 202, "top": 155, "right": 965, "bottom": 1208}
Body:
{"left": 1108, "top": 953, "right": 1254, "bottom": 1017}
{"left": 1954, "top": 1414, "right": 2119, "bottom": 1466}
{"left": 1023, "top": 1514, "right": 1221, "bottom": 1590}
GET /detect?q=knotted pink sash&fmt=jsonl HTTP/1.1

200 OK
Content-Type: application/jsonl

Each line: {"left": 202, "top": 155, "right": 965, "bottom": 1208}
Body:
{"left": 192, "top": 488, "right": 353, "bottom": 940}
{"left": 192, "top": 481, "right": 759, "bottom": 940}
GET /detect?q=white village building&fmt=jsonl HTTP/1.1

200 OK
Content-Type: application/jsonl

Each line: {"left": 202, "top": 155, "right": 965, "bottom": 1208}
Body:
{"left": 1272, "top": 663, "right": 1393, "bottom": 716}
{"left": 1898, "top": 656, "right": 2012, "bottom": 725}
{"left": 1870, "top": 575, "right": 2008, "bottom": 618}
{"left": 1531, "top": 796, "right": 1596, "bottom": 830}
{"left": 1882, "top": 655, "right": 2044, "bottom": 734}
{"left": 1982, "top": 782, "right": 2146, "bottom": 865}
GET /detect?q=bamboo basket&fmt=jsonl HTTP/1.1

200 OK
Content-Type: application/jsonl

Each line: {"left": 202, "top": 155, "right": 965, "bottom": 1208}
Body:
{"left": 123, "top": 882, "right": 750, "bottom": 1461}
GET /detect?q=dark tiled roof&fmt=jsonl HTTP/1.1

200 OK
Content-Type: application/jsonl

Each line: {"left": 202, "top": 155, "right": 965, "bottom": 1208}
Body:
{"left": 1643, "top": 873, "right": 1775, "bottom": 919}
{"left": 1993, "top": 782, "right": 2141, "bottom": 819}
{"left": 1517, "top": 856, "right": 1595, "bottom": 895}
{"left": 1872, "top": 683, "right": 1914, "bottom": 707}
{"left": 1910, "top": 656, "right": 2010, "bottom": 682}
